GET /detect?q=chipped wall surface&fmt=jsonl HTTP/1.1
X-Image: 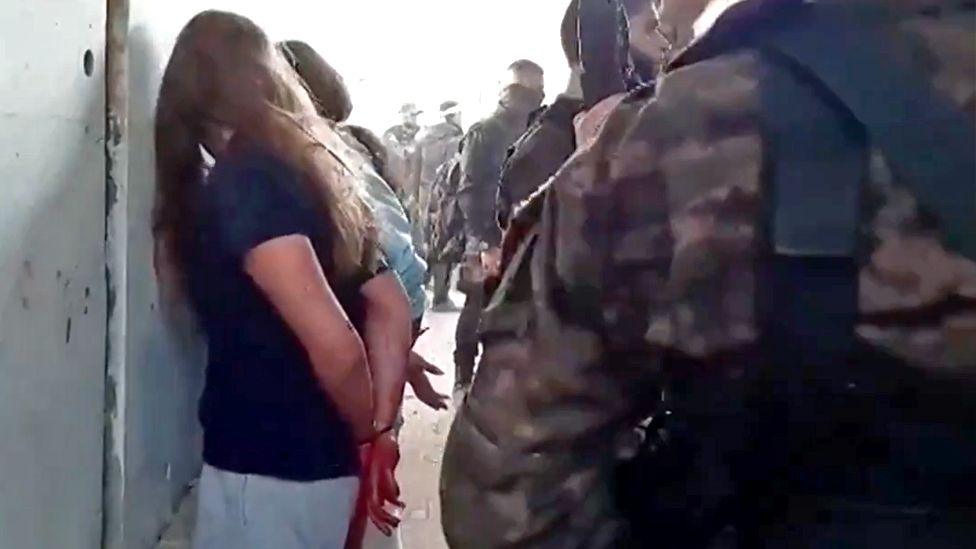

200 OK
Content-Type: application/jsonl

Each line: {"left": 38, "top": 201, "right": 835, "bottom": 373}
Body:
{"left": 1, "top": 2, "right": 208, "bottom": 548}
{"left": 113, "top": 2, "right": 209, "bottom": 548}
{"left": 3, "top": 3, "right": 352, "bottom": 548}
{"left": 0, "top": 1, "right": 108, "bottom": 548}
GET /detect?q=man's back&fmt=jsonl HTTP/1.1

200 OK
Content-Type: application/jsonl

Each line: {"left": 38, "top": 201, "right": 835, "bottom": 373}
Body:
{"left": 441, "top": 2, "right": 976, "bottom": 547}
{"left": 497, "top": 95, "right": 584, "bottom": 227}
{"left": 419, "top": 121, "right": 463, "bottom": 186}
{"left": 456, "top": 107, "right": 533, "bottom": 249}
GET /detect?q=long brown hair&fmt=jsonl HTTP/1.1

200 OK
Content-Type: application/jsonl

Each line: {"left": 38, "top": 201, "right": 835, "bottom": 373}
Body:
{"left": 153, "top": 10, "right": 374, "bottom": 295}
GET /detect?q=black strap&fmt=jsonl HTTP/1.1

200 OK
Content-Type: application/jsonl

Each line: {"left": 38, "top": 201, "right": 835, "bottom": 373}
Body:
{"left": 672, "top": 1, "right": 975, "bottom": 260}
{"left": 667, "top": 0, "right": 976, "bottom": 371}
{"left": 760, "top": 2, "right": 975, "bottom": 260}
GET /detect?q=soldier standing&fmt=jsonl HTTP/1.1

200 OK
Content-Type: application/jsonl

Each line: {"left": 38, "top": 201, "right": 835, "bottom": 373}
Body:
{"left": 441, "top": 0, "right": 976, "bottom": 547}
{"left": 496, "top": 3, "right": 589, "bottom": 231}
{"left": 453, "top": 64, "right": 545, "bottom": 394}
{"left": 419, "top": 101, "right": 465, "bottom": 306}
{"left": 498, "top": 0, "right": 664, "bottom": 230}
{"left": 419, "top": 101, "right": 464, "bottom": 191}
{"left": 383, "top": 104, "right": 425, "bottom": 247}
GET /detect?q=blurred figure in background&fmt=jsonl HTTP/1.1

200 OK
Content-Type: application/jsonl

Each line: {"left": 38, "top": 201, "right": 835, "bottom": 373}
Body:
{"left": 495, "top": 2, "right": 588, "bottom": 231}
{"left": 507, "top": 58, "right": 546, "bottom": 95}
{"left": 343, "top": 125, "right": 399, "bottom": 194}
{"left": 453, "top": 62, "right": 545, "bottom": 394}
{"left": 494, "top": 0, "right": 666, "bottom": 231}
{"left": 427, "top": 142, "right": 467, "bottom": 312}
{"left": 383, "top": 103, "right": 425, "bottom": 251}
{"left": 419, "top": 101, "right": 465, "bottom": 307}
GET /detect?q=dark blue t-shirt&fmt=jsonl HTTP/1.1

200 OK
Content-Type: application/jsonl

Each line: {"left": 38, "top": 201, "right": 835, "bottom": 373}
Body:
{"left": 186, "top": 149, "right": 371, "bottom": 481}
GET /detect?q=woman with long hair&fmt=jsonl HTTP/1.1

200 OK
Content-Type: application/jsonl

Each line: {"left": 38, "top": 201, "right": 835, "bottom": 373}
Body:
{"left": 154, "top": 10, "right": 410, "bottom": 547}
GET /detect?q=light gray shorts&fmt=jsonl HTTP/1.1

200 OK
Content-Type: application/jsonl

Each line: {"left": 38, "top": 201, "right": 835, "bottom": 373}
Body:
{"left": 193, "top": 464, "right": 359, "bottom": 549}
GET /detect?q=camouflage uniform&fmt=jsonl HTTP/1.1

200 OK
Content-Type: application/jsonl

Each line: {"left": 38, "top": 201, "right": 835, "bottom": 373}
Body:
{"left": 428, "top": 150, "right": 465, "bottom": 265}
{"left": 419, "top": 115, "right": 464, "bottom": 303}
{"left": 383, "top": 118, "right": 423, "bottom": 248}
{"left": 441, "top": 1, "right": 976, "bottom": 547}
{"left": 419, "top": 118, "right": 464, "bottom": 223}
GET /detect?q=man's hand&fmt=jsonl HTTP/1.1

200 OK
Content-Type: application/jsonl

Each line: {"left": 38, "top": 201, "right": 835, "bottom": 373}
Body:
{"left": 407, "top": 351, "right": 449, "bottom": 411}
{"left": 481, "top": 246, "right": 502, "bottom": 277}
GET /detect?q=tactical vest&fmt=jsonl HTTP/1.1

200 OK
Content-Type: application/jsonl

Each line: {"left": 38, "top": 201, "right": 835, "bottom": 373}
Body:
{"left": 428, "top": 154, "right": 465, "bottom": 264}
{"left": 635, "top": 1, "right": 976, "bottom": 546}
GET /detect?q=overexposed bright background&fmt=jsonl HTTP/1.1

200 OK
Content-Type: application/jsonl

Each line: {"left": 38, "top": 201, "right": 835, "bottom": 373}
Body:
{"left": 190, "top": 0, "right": 571, "bottom": 133}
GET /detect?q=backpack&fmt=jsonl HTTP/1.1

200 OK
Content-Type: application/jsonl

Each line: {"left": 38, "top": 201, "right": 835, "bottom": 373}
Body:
{"left": 428, "top": 154, "right": 465, "bottom": 265}
{"left": 617, "top": 2, "right": 976, "bottom": 547}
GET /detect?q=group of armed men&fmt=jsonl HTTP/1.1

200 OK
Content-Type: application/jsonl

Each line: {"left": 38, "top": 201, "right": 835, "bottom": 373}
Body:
{"left": 379, "top": 100, "right": 460, "bottom": 305}
{"left": 427, "top": 0, "right": 975, "bottom": 548}
{"left": 380, "top": 59, "right": 552, "bottom": 393}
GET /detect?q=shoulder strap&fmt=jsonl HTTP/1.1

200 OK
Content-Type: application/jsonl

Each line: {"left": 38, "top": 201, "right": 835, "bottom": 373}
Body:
{"left": 676, "top": 0, "right": 975, "bottom": 260}
{"left": 759, "top": 2, "right": 975, "bottom": 260}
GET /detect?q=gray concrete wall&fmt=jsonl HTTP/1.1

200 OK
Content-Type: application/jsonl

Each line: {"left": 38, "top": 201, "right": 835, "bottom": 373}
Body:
{"left": 0, "top": 2, "right": 208, "bottom": 548}
{"left": 112, "top": 3, "right": 209, "bottom": 548}
{"left": 111, "top": 5, "right": 358, "bottom": 546}
{"left": 100, "top": 3, "right": 318, "bottom": 547}
{"left": 1, "top": 4, "right": 325, "bottom": 548}
{"left": 111, "top": 3, "right": 357, "bottom": 545}
{"left": 0, "top": 1, "right": 108, "bottom": 548}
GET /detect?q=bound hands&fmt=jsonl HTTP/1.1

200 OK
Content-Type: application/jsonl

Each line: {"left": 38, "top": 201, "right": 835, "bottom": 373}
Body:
{"left": 362, "top": 432, "right": 404, "bottom": 535}
{"left": 345, "top": 432, "right": 404, "bottom": 549}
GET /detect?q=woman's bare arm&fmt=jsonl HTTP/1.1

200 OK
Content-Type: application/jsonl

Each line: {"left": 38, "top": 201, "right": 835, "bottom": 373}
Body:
{"left": 356, "top": 271, "right": 413, "bottom": 535}
{"left": 244, "top": 234, "right": 374, "bottom": 440}
{"left": 359, "top": 272, "right": 413, "bottom": 431}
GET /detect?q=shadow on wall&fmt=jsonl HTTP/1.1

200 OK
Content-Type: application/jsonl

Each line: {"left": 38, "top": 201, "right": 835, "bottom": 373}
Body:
{"left": 116, "top": 24, "right": 207, "bottom": 549}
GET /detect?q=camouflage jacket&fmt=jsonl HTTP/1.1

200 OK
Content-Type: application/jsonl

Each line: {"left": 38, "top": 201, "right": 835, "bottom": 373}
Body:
{"left": 428, "top": 153, "right": 466, "bottom": 264}
{"left": 382, "top": 123, "right": 423, "bottom": 201}
{"left": 442, "top": 1, "right": 976, "bottom": 547}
